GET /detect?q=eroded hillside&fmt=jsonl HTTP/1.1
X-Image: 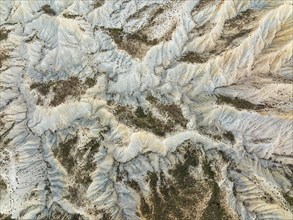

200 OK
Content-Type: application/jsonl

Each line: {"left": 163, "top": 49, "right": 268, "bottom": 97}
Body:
{"left": 0, "top": 0, "right": 292, "bottom": 219}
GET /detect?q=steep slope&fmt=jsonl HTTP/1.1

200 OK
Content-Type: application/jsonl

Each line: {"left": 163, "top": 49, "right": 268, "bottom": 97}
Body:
{"left": 0, "top": 0, "right": 292, "bottom": 220}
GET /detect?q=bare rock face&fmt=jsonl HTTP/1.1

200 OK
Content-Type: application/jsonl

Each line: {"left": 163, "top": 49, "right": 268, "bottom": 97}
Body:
{"left": 0, "top": 0, "right": 292, "bottom": 219}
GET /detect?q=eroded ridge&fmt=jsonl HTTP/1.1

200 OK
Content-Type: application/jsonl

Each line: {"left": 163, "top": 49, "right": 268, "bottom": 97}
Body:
{"left": 0, "top": 0, "right": 292, "bottom": 219}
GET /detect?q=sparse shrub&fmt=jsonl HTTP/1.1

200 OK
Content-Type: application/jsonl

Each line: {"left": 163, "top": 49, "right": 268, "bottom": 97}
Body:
{"left": 53, "top": 136, "right": 78, "bottom": 173}
{"left": 180, "top": 52, "right": 207, "bottom": 63}
{"left": 0, "top": 178, "right": 7, "bottom": 190}
{"left": 94, "top": 0, "right": 105, "bottom": 8}
{"left": 63, "top": 13, "right": 79, "bottom": 19}
{"left": 41, "top": 5, "right": 56, "bottom": 16}
{"left": 114, "top": 105, "right": 169, "bottom": 136}
{"left": 134, "top": 106, "right": 146, "bottom": 118}
{"left": 85, "top": 77, "right": 96, "bottom": 88}
{"left": 0, "top": 29, "right": 10, "bottom": 41}
{"left": 223, "top": 131, "right": 235, "bottom": 144}
{"left": 216, "top": 94, "right": 265, "bottom": 110}
{"left": 0, "top": 51, "right": 9, "bottom": 68}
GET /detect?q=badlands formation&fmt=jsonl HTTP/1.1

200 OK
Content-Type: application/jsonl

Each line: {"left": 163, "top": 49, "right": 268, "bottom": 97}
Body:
{"left": 0, "top": 0, "right": 293, "bottom": 219}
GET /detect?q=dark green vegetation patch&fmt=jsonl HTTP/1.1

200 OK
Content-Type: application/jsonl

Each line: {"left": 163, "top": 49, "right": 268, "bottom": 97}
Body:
{"left": 126, "top": 32, "right": 158, "bottom": 45}
{"left": 0, "top": 177, "right": 7, "bottom": 190}
{"left": 224, "top": 9, "right": 255, "bottom": 29}
{"left": 138, "top": 143, "right": 234, "bottom": 220}
{"left": 40, "top": 5, "right": 56, "bottom": 16}
{"left": 51, "top": 77, "right": 82, "bottom": 106}
{"left": 220, "top": 9, "right": 258, "bottom": 46}
{"left": 85, "top": 77, "right": 97, "bottom": 88}
{"left": 104, "top": 28, "right": 158, "bottom": 46}
{"left": 53, "top": 136, "right": 78, "bottom": 174}
{"left": 56, "top": 135, "right": 104, "bottom": 196}
{"left": 0, "top": 214, "right": 13, "bottom": 220}
{"left": 223, "top": 131, "right": 235, "bottom": 144}
{"left": 58, "top": 129, "right": 107, "bottom": 208}
{"left": 93, "top": 0, "right": 105, "bottom": 8}
{"left": 101, "top": 5, "right": 176, "bottom": 59}
{"left": 216, "top": 94, "right": 266, "bottom": 110}
{"left": 75, "top": 139, "right": 101, "bottom": 186}
{"left": 114, "top": 105, "right": 169, "bottom": 136}
{"left": 283, "top": 192, "right": 293, "bottom": 208}
{"left": 180, "top": 52, "right": 208, "bottom": 63}
{"left": 48, "top": 203, "right": 85, "bottom": 220}
{"left": 193, "top": 0, "right": 215, "bottom": 12}
{"left": 0, "top": 28, "right": 10, "bottom": 41}
{"left": 113, "top": 98, "right": 187, "bottom": 136}
{"left": 63, "top": 13, "right": 79, "bottom": 19}
{"left": 198, "top": 125, "right": 235, "bottom": 145}
{"left": 30, "top": 76, "right": 96, "bottom": 106}
{"left": 146, "top": 95, "right": 188, "bottom": 127}
{"left": 103, "top": 28, "right": 158, "bottom": 58}
{"left": 30, "top": 81, "right": 54, "bottom": 96}
{"left": 0, "top": 52, "right": 9, "bottom": 68}
{"left": 0, "top": 29, "right": 10, "bottom": 68}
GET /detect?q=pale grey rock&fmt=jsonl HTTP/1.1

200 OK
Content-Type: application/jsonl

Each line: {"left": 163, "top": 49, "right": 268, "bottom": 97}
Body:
{"left": 0, "top": 0, "right": 292, "bottom": 220}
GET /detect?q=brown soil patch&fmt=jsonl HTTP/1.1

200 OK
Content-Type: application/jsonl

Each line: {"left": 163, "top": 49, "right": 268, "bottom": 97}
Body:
{"left": 30, "top": 77, "right": 96, "bottom": 106}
